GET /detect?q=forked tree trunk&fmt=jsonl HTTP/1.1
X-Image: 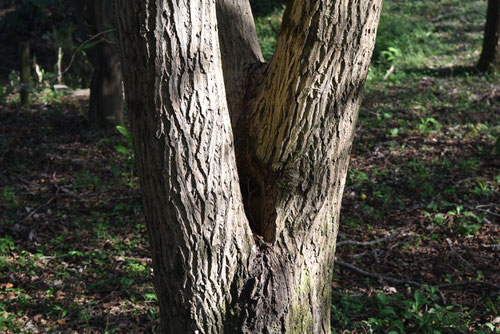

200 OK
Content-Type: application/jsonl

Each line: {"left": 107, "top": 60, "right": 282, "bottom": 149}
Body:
{"left": 115, "top": 0, "right": 382, "bottom": 332}
{"left": 478, "top": 0, "right": 500, "bottom": 72}
{"left": 81, "top": 0, "right": 123, "bottom": 129}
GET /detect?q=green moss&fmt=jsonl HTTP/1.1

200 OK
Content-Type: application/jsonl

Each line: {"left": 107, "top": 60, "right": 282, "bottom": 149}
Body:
{"left": 288, "top": 300, "right": 314, "bottom": 334}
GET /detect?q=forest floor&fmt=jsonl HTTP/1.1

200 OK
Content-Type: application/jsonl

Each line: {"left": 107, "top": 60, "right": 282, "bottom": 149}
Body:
{"left": 1, "top": 0, "right": 499, "bottom": 333}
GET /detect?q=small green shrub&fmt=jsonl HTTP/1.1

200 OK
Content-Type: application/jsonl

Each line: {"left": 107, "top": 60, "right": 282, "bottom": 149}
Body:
{"left": 114, "top": 125, "right": 136, "bottom": 188}
{"left": 332, "top": 286, "right": 471, "bottom": 333}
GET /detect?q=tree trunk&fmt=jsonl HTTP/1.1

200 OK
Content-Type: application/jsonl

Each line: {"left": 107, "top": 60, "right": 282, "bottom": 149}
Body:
{"left": 81, "top": 0, "right": 123, "bottom": 129}
{"left": 478, "top": 0, "right": 500, "bottom": 72}
{"left": 19, "top": 41, "right": 30, "bottom": 108}
{"left": 115, "top": 0, "right": 382, "bottom": 332}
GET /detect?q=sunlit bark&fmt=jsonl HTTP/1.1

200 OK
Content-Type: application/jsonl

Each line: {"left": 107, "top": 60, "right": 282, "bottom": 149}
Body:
{"left": 115, "top": 0, "right": 382, "bottom": 332}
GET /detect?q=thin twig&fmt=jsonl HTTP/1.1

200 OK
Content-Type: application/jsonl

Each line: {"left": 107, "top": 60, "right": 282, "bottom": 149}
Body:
{"left": 15, "top": 173, "right": 81, "bottom": 199}
{"left": 434, "top": 281, "right": 500, "bottom": 290}
{"left": 23, "top": 192, "right": 57, "bottom": 221}
{"left": 446, "top": 238, "right": 472, "bottom": 266}
{"left": 14, "top": 174, "right": 37, "bottom": 186}
{"left": 451, "top": 203, "right": 500, "bottom": 218}
{"left": 383, "top": 65, "right": 395, "bottom": 80}
{"left": 476, "top": 203, "right": 496, "bottom": 209}
{"left": 336, "top": 233, "right": 414, "bottom": 247}
{"left": 57, "top": 28, "right": 116, "bottom": 82}
{"left": 335, "top": 259, "right": 422, "bottom": 287}
{"left": 337, "top": 234, "right": 397, "bottom": 246}
{"left": 335, "top": 259, "right": 500, "bottom": 291}
{"left": 387, "top": 204, "right": 426, "bottom": 217}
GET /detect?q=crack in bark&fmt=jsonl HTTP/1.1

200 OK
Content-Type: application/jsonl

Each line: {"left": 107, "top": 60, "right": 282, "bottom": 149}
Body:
{"left": 226, "top": 242, "right": 293, "bottom": 333}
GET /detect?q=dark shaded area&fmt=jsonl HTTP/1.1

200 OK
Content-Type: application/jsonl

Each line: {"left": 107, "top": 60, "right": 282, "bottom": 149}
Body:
{"left": 0, "top": 1, "right": 92, "bottom": 87}
{"left": 0, "top": 101, "right": 158, "bottom": 332}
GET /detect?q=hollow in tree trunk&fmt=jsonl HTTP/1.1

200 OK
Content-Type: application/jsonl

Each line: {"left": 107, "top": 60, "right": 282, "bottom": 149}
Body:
{"left": 115, "top": 0, "right": 382, "bottom": 332}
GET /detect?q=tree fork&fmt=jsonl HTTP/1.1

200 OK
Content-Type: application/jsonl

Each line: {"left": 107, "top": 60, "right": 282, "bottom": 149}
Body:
{"left": 115, "top": 0, "right": 382, "bottom": 332}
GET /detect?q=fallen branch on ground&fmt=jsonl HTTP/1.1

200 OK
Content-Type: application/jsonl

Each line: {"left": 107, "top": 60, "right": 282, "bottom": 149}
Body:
{"left": 336, "top": 233, "right": 414, "bottom": 247}
{"left": 23, "top": 193, "right": 57, "bottom": 221}
{"left": 451, "top": 202, "right": 500, "bottom": 218}
{"left": 335, "top": 259, "right": 500, "bottom": 291}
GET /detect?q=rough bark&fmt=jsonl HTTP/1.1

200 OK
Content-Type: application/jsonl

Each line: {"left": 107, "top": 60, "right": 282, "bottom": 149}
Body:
{"left": 478, "top": 0, "right": 500, "bottom": 72}
{"left": 215, "top": 0, "right": 264, "bottom": 127}
{"left": 80, "top": 0, "right": 123, "bottom": 129}
{"left": 115, "top": 0, "right": 382, "bottom": 332}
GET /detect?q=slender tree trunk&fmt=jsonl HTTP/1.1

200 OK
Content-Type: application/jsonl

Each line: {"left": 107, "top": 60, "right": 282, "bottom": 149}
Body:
{"left": 81, "top": 0, "right": 123, "bottom": 129}
{"left": 115, "top": 0, "right": 382, "bottom": 332}
{"left": 478, "top": 0, "right": 500, "bottom": 72}
{"left": 19, "top": 41, "right": 30, "bottom": 108}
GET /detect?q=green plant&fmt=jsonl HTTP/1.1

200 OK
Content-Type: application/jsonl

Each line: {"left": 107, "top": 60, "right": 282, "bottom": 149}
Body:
{"left": 494, "top": 136, "right": 500, "bottom": 154}
{"left": 381, "top": 46, "right": 402, "bottom": 65}
{"left": 424, "top": 211, "right": 447, "bottom": 226}
{"left": 0, "top": 302, "right": 23, "bottom": 333}
{"left": 332, "top": 286, "right": 470, "bottom": 333}
{"left": 0, "top": 237, "right": 15, "bottom": 255}
{"left": 0, "top": 85, "right": 14, "bottom": 103}
{"left": 115, "top": 126, "right": 133, "bottom": 163}
{"left": 124, "top": 260, "right": 147, "bottom": 276}
{"left": 38, "top": 87, "right": 64, "bottom": 104}
{"left": 447, "top": 206, "right": 484, "bottom": 236}
{"left": 418, "top": 117, "right": 442, "bottom": 134}
{"left": 74, "top": 170, "right": 101, "bottom": 191}
{"left": 114, "top": 125, "right": 136, "bottom": 187}
{"left": 253, "top": 5, "right": 284, "bottom": 61}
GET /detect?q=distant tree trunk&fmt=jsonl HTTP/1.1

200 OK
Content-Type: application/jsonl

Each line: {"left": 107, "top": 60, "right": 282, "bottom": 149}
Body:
{"left": 115, "top": 0, "right": 382, "bottom": 332}
{"left": 81, "top": 0, "right": 123, "bottom": 129}
{"left": 478, "top": 0, "right": 500, "bottom": 72}
{"left": 19, "top": 41, "right": 30, "bottom": 108}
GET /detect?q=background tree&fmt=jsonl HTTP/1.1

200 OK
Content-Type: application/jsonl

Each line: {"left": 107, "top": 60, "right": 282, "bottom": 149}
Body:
{"left": 1, "top": 0, "right": 92, "bottom": 88}
{"left": 478, "top": 0, "right": 500, "bottom": 72}
{"left": 76, "top": 0, "right": 123, "bottom": 129}
{"left": 115, "top": 0, "right": 382, "bottom": 332}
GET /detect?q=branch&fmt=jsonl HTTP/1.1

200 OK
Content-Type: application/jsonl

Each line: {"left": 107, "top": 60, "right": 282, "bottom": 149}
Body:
{"left": 23, "top": 193, "right": 57, "bottom": 221}
{"left": 382, "top": 65, "right": 395, "bottom": 80}
{"left": 335, "top": 259, "right": 500, "bottom": 291}
{"left": 215, "top": 0, "right": 264, "bottom": 127}
{"left": 457, "top": 203, "right": 500, "bottom": 218}
{"left": 337, "top": 234, "right": 396, "bottom": 246}
{"left": 55, "top": 28, "right": 116, "bottom": 83}
{"left": 335, "top": 259, "right": 422, "bottom": 288}
{"left": 445, "top": 238, "right": 472, "bottom": 266}
{"left": 336, "top": 233, "right": 414, "bottom": 246}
